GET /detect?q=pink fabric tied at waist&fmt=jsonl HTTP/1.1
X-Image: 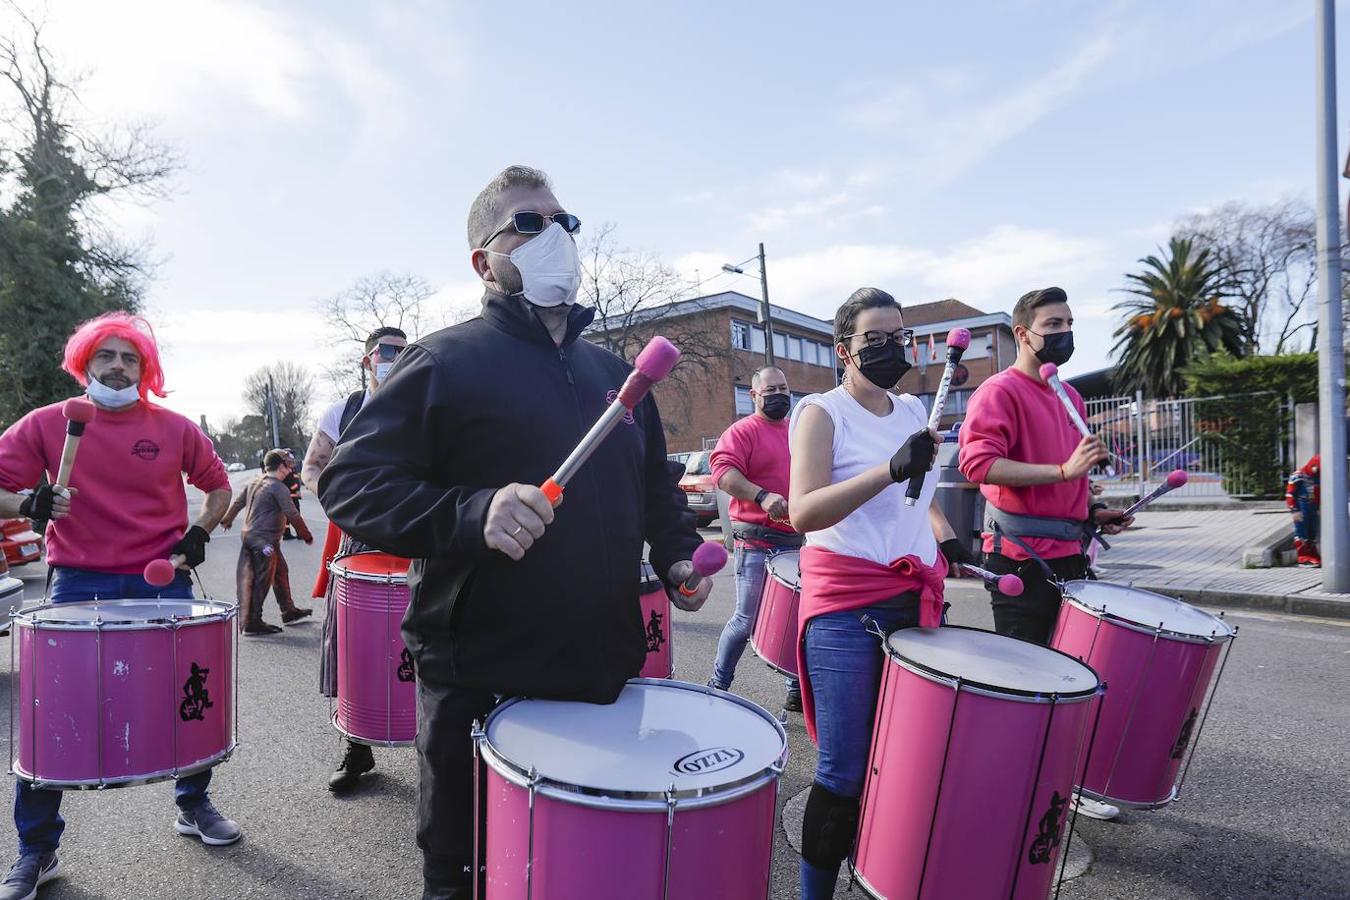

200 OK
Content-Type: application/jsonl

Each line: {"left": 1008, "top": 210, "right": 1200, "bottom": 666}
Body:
{"left": 795, "top": 545, "right": 948, "bottom": 742}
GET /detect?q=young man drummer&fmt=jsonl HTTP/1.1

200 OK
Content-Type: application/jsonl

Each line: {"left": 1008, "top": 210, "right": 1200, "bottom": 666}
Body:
{"left": 0, "top": 312, "right": 242, "bottom": 900}
{"left": 319, "top": 165, "right": 709, "bottom": 900}
{"left": 301, "top": 325, "right": 408, "bottom": 795}
{"left": 707, "top": 364, "right": 802, "bottom": 711}
{"left": 958, "top": 286, "right": 1133, "bottom": 820}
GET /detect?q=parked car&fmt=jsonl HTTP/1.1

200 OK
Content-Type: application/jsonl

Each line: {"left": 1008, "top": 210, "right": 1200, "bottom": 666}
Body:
{"left": 678, "top": 451, "right": 719, "bottom": 527}
{"left": 1, "top": 517, "right": 42, "bottom": 569}
{"left": 226, "top": 462, "right": 247, "bottom": 472}
{"left": 0, "top": 548, "right": 24, "bottom": 635}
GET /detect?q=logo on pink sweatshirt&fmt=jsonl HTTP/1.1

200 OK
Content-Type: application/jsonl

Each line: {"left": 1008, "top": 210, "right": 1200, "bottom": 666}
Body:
{"left": 131, "top": 439, "right": 161, "bottom": 460}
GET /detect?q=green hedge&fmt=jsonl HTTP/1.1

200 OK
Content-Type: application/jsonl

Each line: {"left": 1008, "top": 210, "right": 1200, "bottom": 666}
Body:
{"left": 1184, "top": 353, "right": 1315, "bottom": 497}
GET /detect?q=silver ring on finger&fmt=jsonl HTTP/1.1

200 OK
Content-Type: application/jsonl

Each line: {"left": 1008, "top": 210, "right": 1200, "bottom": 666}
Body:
{"left": 511, "top": 524, "right": 524, "bottom": 537}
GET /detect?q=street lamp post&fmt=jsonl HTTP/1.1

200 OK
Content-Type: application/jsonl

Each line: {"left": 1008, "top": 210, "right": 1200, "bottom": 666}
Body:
{"left": 722, "top": 243, "right": 776, "bottom": 366}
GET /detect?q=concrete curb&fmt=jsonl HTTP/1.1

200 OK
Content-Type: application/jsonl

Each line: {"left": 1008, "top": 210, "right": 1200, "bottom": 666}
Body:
{"left": 1132, "top": 582, "right": 1350, "bottom": 621}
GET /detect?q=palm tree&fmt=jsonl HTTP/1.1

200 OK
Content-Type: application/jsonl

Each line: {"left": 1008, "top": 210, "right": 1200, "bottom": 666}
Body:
{"left": 1111, "top": 237, "right": 1249, "bottom": 397}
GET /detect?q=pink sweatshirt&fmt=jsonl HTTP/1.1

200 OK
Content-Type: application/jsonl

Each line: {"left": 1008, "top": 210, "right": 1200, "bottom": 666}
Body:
{"left": 0, "top": 400, "right": 230, "bottom": 574}
{"left": 958, "top": 367, "right": 1090, "bottom": 561}
{"left": 709, "top": 413, "right": 794, "bottom": 535}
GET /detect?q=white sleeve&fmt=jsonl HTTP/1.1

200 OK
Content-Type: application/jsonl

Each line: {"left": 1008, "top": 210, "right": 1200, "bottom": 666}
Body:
{"left": 317, "top": 400, "right": 345, "bottom": 442}
{"left": 790, "top": 393, "right": 842, "bottom": 458}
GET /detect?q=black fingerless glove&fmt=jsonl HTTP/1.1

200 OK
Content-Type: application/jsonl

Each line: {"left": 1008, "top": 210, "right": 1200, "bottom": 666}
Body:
{"left": 172, "top": 525, "right": 211, "bottom": 568}
{"left": 939, "top": 538, "right": 973, "bottom": 567}
{"left": 889, "top": 429, "right": 938, "bottom": 484}
{"left": 18, "top": 484, "right": 58, "bottom": 521}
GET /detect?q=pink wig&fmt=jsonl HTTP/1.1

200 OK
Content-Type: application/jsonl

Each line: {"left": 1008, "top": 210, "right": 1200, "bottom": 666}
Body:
{"left": 61, "top": 312, "right": 168, "bottom": 399}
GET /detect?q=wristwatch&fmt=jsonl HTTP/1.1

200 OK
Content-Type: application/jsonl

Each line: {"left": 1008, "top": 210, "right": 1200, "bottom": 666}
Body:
{"left": 754, "top": 489, "right": 769, "bottom": 506}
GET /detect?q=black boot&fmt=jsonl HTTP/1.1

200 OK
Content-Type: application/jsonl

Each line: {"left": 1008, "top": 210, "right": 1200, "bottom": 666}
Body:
{"left": 328, "top": 740, "right": 375, "bottom": 794}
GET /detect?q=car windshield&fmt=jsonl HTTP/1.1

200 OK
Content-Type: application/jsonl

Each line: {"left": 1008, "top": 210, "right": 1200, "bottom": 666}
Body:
{"left": 684, "top": 452, "right": 711, "bottom": 476}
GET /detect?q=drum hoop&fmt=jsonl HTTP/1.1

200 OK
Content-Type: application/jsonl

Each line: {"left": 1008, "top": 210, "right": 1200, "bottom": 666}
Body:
{"left": 330, "top": 711, "right": 416, "bottom": 749}
{"left": 479, "top": 678, "right": 788, "bottom": 809}
{"left": 329, "top": 552, "right": 409, "bottom": 585}
{"left": 15, "top": 599, "right": 237, "bottom": 630}
{"left": 13, "top": 743, "right": 235, "bottom": 791}
{"left": 1060, "top": 594, "right": 1236, "bottom": 645}
{"left": 884, "top": 626, "right": 1101, "bottom": 704}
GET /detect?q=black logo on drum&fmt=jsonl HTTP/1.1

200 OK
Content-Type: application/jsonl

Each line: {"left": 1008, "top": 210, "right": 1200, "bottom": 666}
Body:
{"left": 1171, "top": 708, "right": 1198, "bottom": 759}
{"left": 645, "top": 609, "right": 666, "bottom": 654}
{"left": 397, "top": 647, "right": 416, "bottom": 683}
{"left": 672, "top": 747, "right": 744, "bottom": 776}
{"left": 179, "top": 662, "right": 213, "bottom": 722}
{"left": 1028, "top": 791, "right": 1068, "bottom": 865}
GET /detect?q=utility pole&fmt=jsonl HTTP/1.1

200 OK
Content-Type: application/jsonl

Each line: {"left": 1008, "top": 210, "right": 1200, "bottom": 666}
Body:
{"left": 1315, "top": 0, "right": 1348, "bottom": 590}
{"left": 266, "top": 375, "right": 281, "bottom": 449}
{"left": 758, "top": 243, "right": 776, "bottom": 366}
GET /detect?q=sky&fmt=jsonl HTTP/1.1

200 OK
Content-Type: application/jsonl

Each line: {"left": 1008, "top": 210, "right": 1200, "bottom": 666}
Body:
{"left": 5, "top": 0, "right": 1349, "bottom": 426}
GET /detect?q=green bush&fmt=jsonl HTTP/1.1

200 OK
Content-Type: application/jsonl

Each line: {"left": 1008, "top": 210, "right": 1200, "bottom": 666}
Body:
{"left": 1184, "top": 353, "right": 1315, "bottom": 497}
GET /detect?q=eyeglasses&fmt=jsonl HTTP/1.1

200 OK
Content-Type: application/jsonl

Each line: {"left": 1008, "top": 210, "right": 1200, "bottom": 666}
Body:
{"left": 369, "top": 343, "right": 406, "bottom": 362}
{"left": 840, "top": 329, "right": 915, "bottom": 349}
{"left": 481, "top": 211, "right": 582, "bottom": 248}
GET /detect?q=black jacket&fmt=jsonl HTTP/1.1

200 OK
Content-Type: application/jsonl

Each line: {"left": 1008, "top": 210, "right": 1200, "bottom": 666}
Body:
{"left": 318, "top": 292, "right": 700, "bottom": 703}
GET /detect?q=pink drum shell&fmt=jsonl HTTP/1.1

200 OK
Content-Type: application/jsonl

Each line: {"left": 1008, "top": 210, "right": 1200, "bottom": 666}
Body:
{"left": 1052, "top": 592, "right": 1232, "bottom": 807}
{"left": 14, "top": 599, "right": 236, "bottom": 789}
{"left": 750, "top": 552, "right": 800, "bottom": 678}
{"left": 639, "top": 563, "right": 673, "bottom": 679}
{"left": 478, "top": 680, "right": 785, "bottom": 900}
{"left": 332, "top": 554, "right": 417, "bottom": 746}
{"left": 854, "top": 631, "right": 1099, "bottom": 900}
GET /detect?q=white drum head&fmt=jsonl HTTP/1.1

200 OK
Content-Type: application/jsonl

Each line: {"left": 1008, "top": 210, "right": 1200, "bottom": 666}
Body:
{"left": 887, "top": 626, "right": 1099, "bottom": 697}
{"left": 1063, "top": 581, "right": 1234, "bottom": 639}
{"left": 767, "top": 551, "right": 800, "bottom": 588}
{"left": 20, "top": 598, "right": 229, "bottom": 626}
{"left": 484, "top": 680, "right": 786, "bottom": 797}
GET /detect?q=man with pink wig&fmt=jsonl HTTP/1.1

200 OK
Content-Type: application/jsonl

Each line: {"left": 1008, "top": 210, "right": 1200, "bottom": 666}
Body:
{"left": 0, "top": 312, "right": 242, "bottom": 899}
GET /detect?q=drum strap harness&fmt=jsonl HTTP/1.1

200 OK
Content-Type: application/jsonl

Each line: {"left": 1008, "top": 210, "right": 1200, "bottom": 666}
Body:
{"left": 985, "top": 507, "right": 1107, "bottom": 580}
{"left": 730, "top": 523, "right": 804, "bottom": 548}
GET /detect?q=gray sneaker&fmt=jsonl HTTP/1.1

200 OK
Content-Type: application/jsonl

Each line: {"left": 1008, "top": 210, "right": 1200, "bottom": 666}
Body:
{"left": 175, "top": 799, "right": 242, "bottom": 846}
{"left": 0, "top": 852, "right": 60, "bottom": 900}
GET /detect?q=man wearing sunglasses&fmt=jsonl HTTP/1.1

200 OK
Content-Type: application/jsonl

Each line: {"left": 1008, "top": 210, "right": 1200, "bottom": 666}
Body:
{"left": 301, "top": 326, "right": 407, "bottom": 795}
{"left": 319, "top": 165, "right": 706, "bottom": 900}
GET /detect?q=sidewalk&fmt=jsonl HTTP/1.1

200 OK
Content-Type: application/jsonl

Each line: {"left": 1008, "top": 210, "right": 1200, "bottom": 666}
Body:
{"left": 1092, "top": 505, "right": 1350, "bottom": 619}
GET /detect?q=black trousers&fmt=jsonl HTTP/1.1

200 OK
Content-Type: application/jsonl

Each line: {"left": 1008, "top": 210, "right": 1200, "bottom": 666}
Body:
{"left": 416, "top": 675, "right": 497, "bottom": 897}
{"left": 982, "top": 552, "right": 1088, "bottom": 646}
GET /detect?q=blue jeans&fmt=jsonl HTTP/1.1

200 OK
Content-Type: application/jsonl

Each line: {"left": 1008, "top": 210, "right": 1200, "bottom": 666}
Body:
{"left": 16, "top": 567, "right": 212, "bottom": 855}
{"left": 804, "top": 604, "right": 919, "bottom": 797}
{"left": 1293, "top": 495, "right": 1319, "bottom": 543}
{"left": 711, "top": 543, "right": 799, "bottom": 693}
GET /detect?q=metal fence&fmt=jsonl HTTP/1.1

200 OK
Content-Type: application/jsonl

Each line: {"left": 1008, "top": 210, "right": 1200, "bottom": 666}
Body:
{"left": 1084, "top": 391, "right": 1293, "bottom": 500}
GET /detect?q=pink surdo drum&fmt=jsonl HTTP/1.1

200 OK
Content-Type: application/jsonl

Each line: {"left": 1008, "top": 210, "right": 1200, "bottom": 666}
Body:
{"left": 475, "top": 679, "right": 788, "bottom": 899}
{"left": 638, "top": 561, "right": 673, "bottom": 679}
{"left": 750, "top": 550, "right": 800, "bottom": 678}
{"left": 12, "top": 598, "right": 237, "bottom": 789}
{"left": 1052, "top": 581, "right": 1237, "bottom": 808}
{"left": 854, "top": 626, "right": 1102, "bottom": 900}
{"left": 331, "top": 552, "right": 418, "bottom": 746}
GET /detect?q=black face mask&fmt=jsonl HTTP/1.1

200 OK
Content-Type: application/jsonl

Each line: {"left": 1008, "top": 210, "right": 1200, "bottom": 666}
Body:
{"left": 854, "top": 342, "right": 912, "bottom": 389}
{"left": 1032, "top": 329, "right": 1074, "bottom": 366}
{"left": 760, "top": 393, "right": 790, "bottom": 420}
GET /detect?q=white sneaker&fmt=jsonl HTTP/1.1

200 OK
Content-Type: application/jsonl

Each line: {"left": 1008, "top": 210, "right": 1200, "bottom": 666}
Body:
{"left": 1071, "top": 793, "right": 1119, "bottom": 821}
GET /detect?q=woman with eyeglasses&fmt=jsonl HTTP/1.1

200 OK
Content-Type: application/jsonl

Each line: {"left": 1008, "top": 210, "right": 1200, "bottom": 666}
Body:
{"left": 787, "top": 287, "right": 971, "bottom": 898}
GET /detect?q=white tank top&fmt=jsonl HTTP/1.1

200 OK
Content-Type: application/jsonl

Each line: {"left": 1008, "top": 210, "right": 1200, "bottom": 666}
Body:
{"left": 789, "top": 385, "right": 939, "bottom": 567}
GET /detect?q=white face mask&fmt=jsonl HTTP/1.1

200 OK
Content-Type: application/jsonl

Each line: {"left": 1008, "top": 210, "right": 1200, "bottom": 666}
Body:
{"left": 86, "top": 377, "right": 140, "bottom": 409}
{"left": 488, "top": 222, "right": 581, "bottom": 308}
{"left": 374, "top": 362, "right": 394, "bottom": 383}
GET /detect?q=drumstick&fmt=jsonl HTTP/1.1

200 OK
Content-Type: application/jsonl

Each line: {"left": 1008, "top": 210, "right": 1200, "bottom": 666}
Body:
{"left": 958, "top": 563, "right": 1024, "bottom": 596}
{"left": 678, "top": 541, "right": 729, "bottom": 597}
{"left": 540, "top": 336, "right": 681, "bottom": 506}
{"left": 905, "top": 328, "right": 971, "bottom": 507}
{"left": 33, "top": 399, "right": 96, "bottom": 531}
{"left": 1121, "top": 469, "right": 1188, "bottom": 518}
{"left": 1038, "top": 362, "right": 1117, "bottom": 478}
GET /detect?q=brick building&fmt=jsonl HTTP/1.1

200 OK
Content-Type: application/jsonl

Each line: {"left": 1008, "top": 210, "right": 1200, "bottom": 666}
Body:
{"left": 586, "top": 291, "right": 1015, "bottom": 454}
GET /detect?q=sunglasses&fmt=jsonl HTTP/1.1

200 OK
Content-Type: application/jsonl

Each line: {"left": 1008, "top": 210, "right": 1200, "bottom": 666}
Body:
{"left": 481, "top": 211, "right": 582, "bottom": 248}
{"left": 369, "top": 343, "right": 406, "bottom": 362}
{"left": 841, "top": 329, "right": 915, "bottom": 349}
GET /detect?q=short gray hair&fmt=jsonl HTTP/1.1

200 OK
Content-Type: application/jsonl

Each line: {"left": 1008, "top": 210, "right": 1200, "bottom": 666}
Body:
{"left": 467, "top": 165, "right": 553, "bottom": 249}
{"left": 751, "top": 366, "right": 786, "bottom": 389}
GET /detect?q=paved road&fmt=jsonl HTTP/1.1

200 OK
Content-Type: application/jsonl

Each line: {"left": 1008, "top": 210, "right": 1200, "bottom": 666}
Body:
{"left": 0, "top": 479, "right": 1345, "bottom": 899}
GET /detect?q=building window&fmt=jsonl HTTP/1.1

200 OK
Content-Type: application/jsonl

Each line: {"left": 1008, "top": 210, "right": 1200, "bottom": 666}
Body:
{"left": 790, "top": 391, "right": 809, "bottom": 411}
{"left": 731, "top": 319, "right": 750, "bottom": 351}
{"left": 787, "top": 336, "right": 803, "bottom": 361}
{"left": 751, "top": 325, "right": 766, "bottom": 354}
{"left": 734, "top": 384, "right": 754, "bottom": 415}
{"left": 772, "top": 332, "right": 787, "bottom": 359}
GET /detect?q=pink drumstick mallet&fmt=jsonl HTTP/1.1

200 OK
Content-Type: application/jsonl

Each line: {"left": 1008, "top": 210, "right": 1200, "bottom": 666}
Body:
{"left": 541, "top": 336, "right": 681, "bottom": 506}
{"left": 958, "top": 562, "right": 1024, "bottom": 596}
{"left": 904, "top": 328, "right": 972, "bottom": 507}
{"left": 679, "top": 541, "right": 729, "bottom": 596}
{"left": 1121, "top": 468, "right": 1189, "bottom": 518}
{"left": 143, "top": 558, "right": 177, "bottom": 588}
{"left": 1038, "top": 362, "right": 1117, "bottom": 479}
